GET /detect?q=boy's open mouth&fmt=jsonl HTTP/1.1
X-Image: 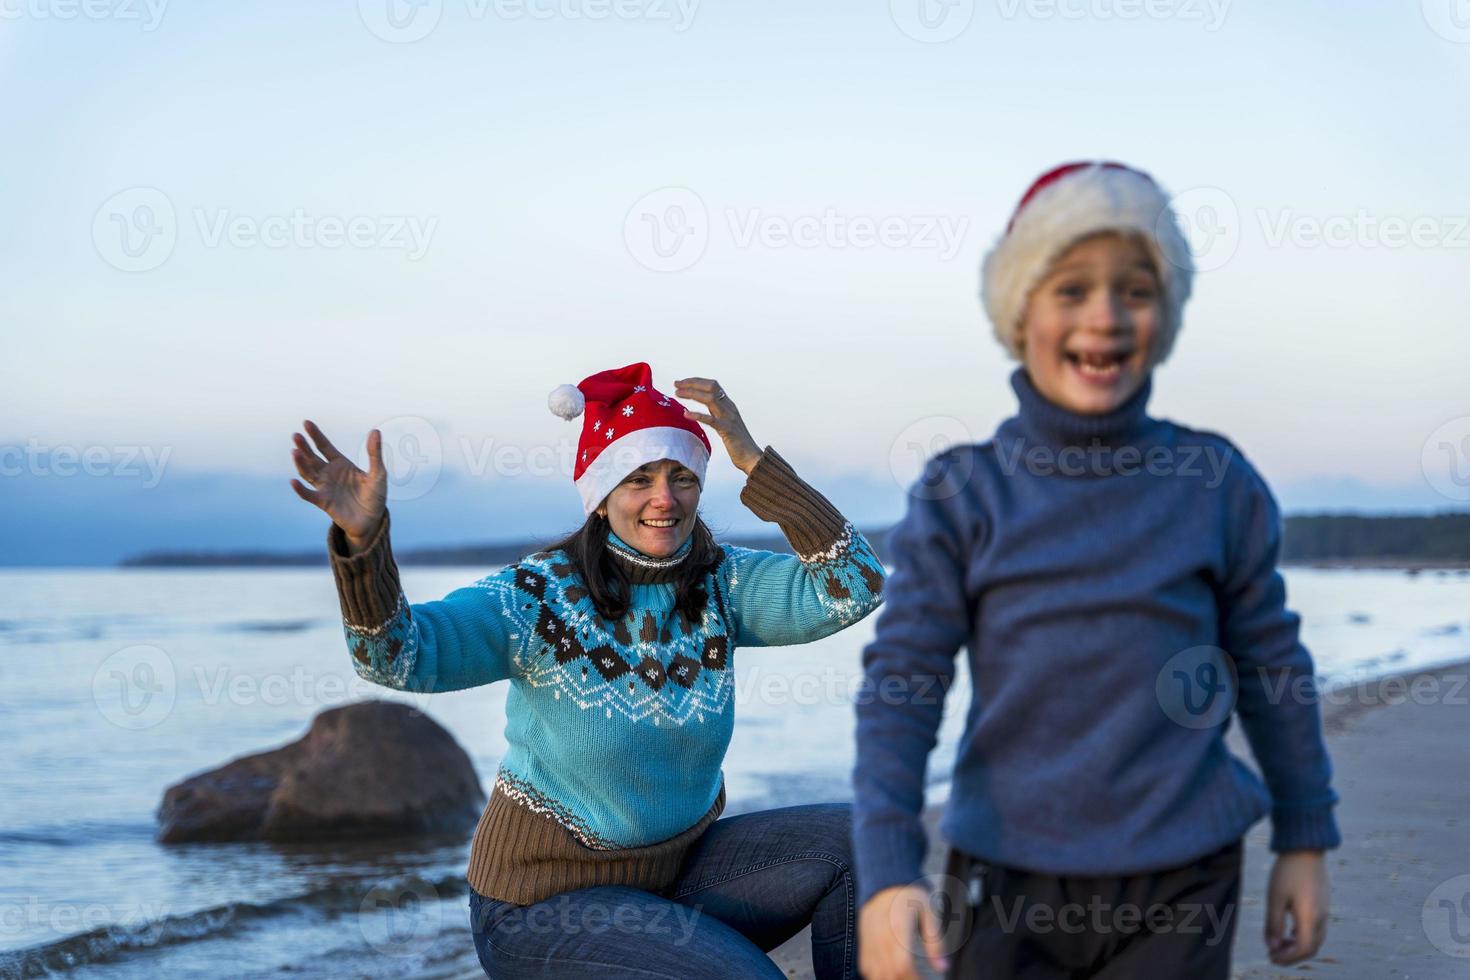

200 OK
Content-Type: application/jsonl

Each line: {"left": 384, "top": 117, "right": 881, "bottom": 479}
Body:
{"left": 1064, "top": 349, "right": 1132, "bottom": 381}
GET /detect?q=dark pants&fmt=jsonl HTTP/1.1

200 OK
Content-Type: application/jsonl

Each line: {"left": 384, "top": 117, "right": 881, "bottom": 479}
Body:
{"left": 943, "top": 840, "right": 1243, "bottom": 979}
{"left": 469, "top": 802, "right": 856, "bottom": 979}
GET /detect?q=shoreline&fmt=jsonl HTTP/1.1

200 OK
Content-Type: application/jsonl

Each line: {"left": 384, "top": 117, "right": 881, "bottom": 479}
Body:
{"left": 1285, "top": 560, "right": 1470, "bottom": 572}
{"left": 1317, "top": 654, "right": 1470, "bottom": 732}
{"left": 773, "top": 654, "right": 1470, "bottom": 978}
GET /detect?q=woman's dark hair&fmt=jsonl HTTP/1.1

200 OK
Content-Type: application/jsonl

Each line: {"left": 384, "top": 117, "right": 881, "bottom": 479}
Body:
{"left": 546, "top": 512, "right": 723, "bottom": 625}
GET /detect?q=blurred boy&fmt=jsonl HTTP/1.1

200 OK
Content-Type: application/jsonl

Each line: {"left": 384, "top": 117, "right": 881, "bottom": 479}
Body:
{"left": 854, "top": 162, "right": 1340, "bottom": 980}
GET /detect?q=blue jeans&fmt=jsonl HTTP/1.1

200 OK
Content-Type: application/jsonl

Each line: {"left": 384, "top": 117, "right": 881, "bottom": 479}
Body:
{"left": 468, "top": 801, "right": 856, "bottom": 979}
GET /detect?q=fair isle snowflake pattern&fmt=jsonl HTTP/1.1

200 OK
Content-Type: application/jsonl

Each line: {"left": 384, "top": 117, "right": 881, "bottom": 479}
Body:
{"left": 341, "top": 555, "right": 740, "bottom": 727}
{"left": 343, "top": 574, "right": 526, "bottom": 692}
{"left": 510, "top": 551, "right": 735, "bottom": 727}
{"left": 343, "top": 590, "right": 420, "bottom": 690}
{"left": 622, "top": 405, "right": 634, "bottom": 417}
{"left": 725, "top": 521, "right": 886, "bottom": 628}
{"left": 496, "top": 769, "right": 617, "bottom": 849}
{"left": 345, "top": 520, "right": 884, "bottom": 711}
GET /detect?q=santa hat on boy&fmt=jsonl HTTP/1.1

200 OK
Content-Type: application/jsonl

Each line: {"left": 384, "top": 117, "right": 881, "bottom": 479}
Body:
{"left": 981, "top": 161, "right": 1195, "bottom": 365}
{"left": 547, "top": 362, "right": 712, "bottom": 516}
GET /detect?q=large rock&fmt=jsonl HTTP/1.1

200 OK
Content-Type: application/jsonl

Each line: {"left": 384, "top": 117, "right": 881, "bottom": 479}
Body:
{"left": 157, "top": 701, "right": 486, "bottom": 844}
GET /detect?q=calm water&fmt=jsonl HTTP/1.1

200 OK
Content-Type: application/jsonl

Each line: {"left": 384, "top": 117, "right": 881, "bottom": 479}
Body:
{"left": 1, "top": 565, "right": 1467, "bottom": 977}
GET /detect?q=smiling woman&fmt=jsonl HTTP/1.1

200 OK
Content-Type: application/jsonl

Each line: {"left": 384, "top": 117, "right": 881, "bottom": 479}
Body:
{"left": 288, "top": 360, "right": 885, "bottom": 980}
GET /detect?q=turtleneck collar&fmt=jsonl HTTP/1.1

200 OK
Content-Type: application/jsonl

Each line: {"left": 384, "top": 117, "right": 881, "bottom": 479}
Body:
{"left": 1008, "top": 366, "right": 1159, "bottom": 450}
{"left": 605, "top": 528, "right": 693, "bottom": 585}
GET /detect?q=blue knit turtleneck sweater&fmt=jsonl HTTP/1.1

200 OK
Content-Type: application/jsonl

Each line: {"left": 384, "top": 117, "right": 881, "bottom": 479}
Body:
{"left": 852, "top": 368, "right": 1341, "bottom": 906}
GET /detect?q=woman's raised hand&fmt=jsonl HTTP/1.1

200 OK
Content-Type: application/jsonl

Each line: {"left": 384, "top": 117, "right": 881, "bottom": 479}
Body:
{"left": 673, "top": 377, "right": 764, "bottom": 476}
{"left": 289, "top": 420, "right": 387, "bottom": 547}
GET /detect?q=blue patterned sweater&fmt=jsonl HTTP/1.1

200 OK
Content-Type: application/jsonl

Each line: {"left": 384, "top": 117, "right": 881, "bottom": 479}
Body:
{"left": 328, "top": 447, "right": 885, "bottom": 903}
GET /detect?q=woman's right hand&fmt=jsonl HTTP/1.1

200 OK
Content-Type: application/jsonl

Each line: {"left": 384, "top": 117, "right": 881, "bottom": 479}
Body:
{"left": 289, "top": 420, "right": 387, "bottom": 550}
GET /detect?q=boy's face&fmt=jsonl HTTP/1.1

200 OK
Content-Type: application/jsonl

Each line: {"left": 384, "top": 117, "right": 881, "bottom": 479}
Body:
{"left": 1016, "top": 232, "right": 1162, "bottom": 415}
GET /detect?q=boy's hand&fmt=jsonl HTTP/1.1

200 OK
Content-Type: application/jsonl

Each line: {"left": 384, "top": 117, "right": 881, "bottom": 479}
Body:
{"left": 858, "top": 884, "right": 949, "bottom": 980}
{"left": 1265, "top": 850, "right": 1329, "bottom": 964}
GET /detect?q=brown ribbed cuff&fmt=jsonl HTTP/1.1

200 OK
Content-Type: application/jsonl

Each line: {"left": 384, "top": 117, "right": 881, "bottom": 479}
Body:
{"left": 466, "top": 778, "right": 727, "bottom": 905}
{"left": 738, "top": 446, "right": 849, "bottom": 556}
{"left": 327, "top": 509, "right": 402, "bottom": 630}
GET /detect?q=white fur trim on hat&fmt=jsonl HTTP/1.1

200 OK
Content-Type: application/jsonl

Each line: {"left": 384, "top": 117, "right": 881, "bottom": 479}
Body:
{"left": 576, "top": 426, "right": 710, "bottom": 517}
{"left": 981, "top": 164, "right": 1194, "bottom": 366}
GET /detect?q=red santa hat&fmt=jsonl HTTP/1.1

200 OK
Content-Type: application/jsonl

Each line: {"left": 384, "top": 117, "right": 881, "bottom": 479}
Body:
{"left": 547, "top": 362, "right": 712, "bottom": 516}
{"left": 981, "top": 161, "right": 1195, "bottom": 365}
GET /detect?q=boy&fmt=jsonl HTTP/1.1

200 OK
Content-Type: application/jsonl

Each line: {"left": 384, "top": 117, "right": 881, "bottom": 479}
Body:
{"left": 853, "top": 162, "right": 1340, "bottom": 979}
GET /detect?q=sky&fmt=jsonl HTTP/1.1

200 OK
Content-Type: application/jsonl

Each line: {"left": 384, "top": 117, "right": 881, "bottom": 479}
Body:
{"left": 3, "top": 0, "right": 1469, "bottom": 564}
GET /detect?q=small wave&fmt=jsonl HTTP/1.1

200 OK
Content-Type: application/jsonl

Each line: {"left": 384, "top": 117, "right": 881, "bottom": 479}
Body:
{"left": 0, "top": 627, "right": 105, "bottom": 645}
{"left": 219, "top": 618, "right": 321, "bottom": 634}
{"left": 0, "top": 873, "right": 468, "bottom": 978}
{"left": 0, "top": 614, "right": 173, "bottom": 646}
{"left": 275, "top": 926, "right": 483, "bottom": 980}
{"left": 0, "top": 819, "right": 157, "bottom": 848}
{"left": 0, "top": 617, "right": 326, "bottom": 646}
{"left": 0, "top": 905, "right": 238, "bottom": 979}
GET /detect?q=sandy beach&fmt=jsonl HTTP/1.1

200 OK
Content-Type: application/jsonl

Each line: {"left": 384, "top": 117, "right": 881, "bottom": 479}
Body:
{"left": 771, "top": 658, "right": 1470, "bottom": 978}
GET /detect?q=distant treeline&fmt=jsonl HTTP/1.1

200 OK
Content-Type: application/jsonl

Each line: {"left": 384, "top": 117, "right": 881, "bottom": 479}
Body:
{"left": 121, "top": 514, "right": 1470, "bottom": 569}
{"left": 119, "top": 532, "right": 819, "bottom": 568}
{"left": 1280, "top": 513, "right": 1470, "bottom": 566}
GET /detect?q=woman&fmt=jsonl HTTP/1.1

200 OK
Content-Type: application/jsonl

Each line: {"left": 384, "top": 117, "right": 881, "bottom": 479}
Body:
{"left": 289, "top": 362, "right": 885, "bottom": 979}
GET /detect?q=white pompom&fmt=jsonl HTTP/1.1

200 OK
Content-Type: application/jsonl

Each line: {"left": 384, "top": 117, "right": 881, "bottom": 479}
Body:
{"left": 547, "top": 384, "right": 585, "bottom": 420}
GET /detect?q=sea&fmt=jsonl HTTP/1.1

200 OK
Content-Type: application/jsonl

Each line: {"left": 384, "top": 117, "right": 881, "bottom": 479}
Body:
{"left": 2, "top": 564, "right": 1467, "bottom": 978}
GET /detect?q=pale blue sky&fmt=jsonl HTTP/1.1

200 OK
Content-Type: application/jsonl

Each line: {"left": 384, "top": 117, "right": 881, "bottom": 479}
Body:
{"left": 3, "top": 1, "right": 1469, "bottom": 563}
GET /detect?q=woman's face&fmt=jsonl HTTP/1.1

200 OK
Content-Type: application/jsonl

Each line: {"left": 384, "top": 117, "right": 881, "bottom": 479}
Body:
{"left": 600, "top": 459, "right": 701, "bottom": 558}
{"left": 1017, "top": 232, "right": 1163, "bottom": 415}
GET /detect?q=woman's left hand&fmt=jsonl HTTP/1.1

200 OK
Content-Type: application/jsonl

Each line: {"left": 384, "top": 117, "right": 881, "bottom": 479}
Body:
{"left": 674, "top": 377, "right": 764, "bottom": 475}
